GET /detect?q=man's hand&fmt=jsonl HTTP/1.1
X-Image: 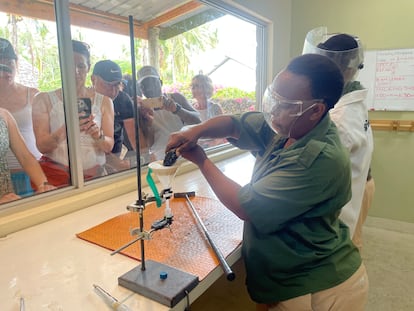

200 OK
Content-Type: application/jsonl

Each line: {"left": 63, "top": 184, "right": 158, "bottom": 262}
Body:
{"left": 137, "top": 97, "right": 154, "bottom": 123}
{"left": 162, "top": 94, "right": 178, "bottom": 113}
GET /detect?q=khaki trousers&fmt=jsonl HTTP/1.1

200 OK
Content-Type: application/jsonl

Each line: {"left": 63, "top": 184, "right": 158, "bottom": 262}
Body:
{"left": 256, "top": 263, "right": 369, "bottom": 311}
{"left": 352, "top": 178, "right": 376, "bottom": 251}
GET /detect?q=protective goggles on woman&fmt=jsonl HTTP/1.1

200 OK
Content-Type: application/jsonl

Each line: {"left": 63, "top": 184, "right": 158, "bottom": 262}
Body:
{"left": 263, "top": 85, "right": 324, "bottom": 117}
{"left": 263, "top": 85, "right": 324, "bottom": 134}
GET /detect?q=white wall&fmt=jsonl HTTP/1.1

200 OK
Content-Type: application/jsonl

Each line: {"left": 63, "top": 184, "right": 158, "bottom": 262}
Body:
{"left": 232, "top": 0, "right": 292, "bottom": 80}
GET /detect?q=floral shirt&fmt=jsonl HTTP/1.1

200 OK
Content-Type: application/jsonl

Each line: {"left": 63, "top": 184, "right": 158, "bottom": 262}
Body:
{"left": 0, "top": 115, "right": 14, "bottom": 197}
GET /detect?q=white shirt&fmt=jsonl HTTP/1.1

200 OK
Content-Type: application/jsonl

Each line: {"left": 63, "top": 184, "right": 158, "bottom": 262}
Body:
{"left": 7, "top": 100, "right": 42, "bottom": 169}
{"left": 47, "top": 91, "right": 105, "bottom": 169}
{"left": 330, "top": 89, "right": 374, "bottom": 236}
{"left": 150, "top": 110, "right": 184, "bottom": 160}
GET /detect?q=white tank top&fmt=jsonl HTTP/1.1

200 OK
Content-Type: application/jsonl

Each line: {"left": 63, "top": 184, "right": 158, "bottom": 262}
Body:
{"left": 150, "top": 110, "right": 184, "bottom": 160}
{"left": 46, "top": 91, "right": 105, "bottom": 169}
{"left": 7, "top": 93, "right": 42, "bottom": 170}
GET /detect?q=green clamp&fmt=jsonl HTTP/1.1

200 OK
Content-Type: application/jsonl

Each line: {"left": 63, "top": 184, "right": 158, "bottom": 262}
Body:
{"left": 146, "top": 168, "right": 162, "bottom": 207}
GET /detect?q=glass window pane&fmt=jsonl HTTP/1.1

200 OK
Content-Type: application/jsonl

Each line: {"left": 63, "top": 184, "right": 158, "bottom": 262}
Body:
{"left": 0, "top": 0, "right": 263, "bottom": 208}
{"left": 0, "top": 7, "right": 62, "bottom": 205}
{"left": 135, "top": 7, "right": 258, "bottom": 159}
{"left": 68, "top": 25, "right": 137, "bottom": 179}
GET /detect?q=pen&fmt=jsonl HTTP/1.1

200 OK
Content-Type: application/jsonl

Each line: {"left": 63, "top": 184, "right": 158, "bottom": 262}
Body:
{"left": 93, "top": 284, "right": 132, "bottom": 311}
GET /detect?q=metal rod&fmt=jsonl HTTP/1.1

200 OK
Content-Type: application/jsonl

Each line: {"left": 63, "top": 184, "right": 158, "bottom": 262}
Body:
{"left": 183, "top": 194, "right": 235, "bottom": 281}
{"left": 110, "top": 227, "right": 154, "bottom": 256}
{"left": 128, "top": 15, "right": 141, "bottom": 196}
{"left": 128, "top": 14, "right": 146, "bottom": 271}
{"left": 110, "top": 235, "right": 144, "bottom": 256}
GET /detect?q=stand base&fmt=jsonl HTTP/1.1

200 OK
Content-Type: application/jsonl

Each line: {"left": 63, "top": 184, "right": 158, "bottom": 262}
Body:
{"left": 118, "top": 260, "right": 199, "bottom": 307}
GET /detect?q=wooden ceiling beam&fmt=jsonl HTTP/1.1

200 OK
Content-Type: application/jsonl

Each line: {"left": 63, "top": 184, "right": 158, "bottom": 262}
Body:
{"left": 0, "top": 0, "right": 146, "bottom": 38}
{"left": 144, "top": 1, "right": 203, "bottom": 28}
{"left": 66, "top": 2, "right": 148, "bottom": 39}
{"left": 0, "top": 1, "right": 205, "bottom": 40}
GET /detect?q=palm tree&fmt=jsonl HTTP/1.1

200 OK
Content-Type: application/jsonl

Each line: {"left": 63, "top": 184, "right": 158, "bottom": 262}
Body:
{"left": 159, "top": 24, "right": 218, "bottom": 84}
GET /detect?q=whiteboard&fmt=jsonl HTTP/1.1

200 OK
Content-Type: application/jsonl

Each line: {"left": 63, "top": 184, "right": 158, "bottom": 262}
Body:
{"left": 358, "top": 48, "right": 414, "bottom": 111}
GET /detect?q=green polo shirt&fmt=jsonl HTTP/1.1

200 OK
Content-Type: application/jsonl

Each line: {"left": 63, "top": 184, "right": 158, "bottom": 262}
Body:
{"left": 229, "top": 112, "right": 361, "bottom": 303}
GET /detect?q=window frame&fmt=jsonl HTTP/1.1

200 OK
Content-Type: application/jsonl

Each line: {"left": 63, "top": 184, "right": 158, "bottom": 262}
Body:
{"left": 0, "top": 0, "right": 269, "bottom": 236}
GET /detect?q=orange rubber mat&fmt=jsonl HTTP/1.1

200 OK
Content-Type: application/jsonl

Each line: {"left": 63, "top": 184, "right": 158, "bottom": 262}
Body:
{"left": 76, "top": 196, "right": 243, "bottom": 280}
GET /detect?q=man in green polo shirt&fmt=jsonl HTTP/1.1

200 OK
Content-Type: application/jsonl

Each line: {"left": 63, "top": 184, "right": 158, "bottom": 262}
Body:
{"left": 166, "top": 53, "right": 368, "bottom": 311}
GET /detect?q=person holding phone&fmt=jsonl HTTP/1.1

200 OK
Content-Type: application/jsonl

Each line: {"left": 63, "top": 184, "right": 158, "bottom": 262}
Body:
{"left": 137, "top": 65, "right": 201, "bottom": 161}
{"left": 32, "top": 40, "right": 114, "bottom": 187}
{"left": 91, "top": 59, "right": 135, "bottom": 171}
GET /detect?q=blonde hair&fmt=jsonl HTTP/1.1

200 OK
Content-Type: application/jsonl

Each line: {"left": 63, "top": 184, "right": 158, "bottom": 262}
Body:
{"left": 192, "top": 74, "right": 214, "bottom": 99}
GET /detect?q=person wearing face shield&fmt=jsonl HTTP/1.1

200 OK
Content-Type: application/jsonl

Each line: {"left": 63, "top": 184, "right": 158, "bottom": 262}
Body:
{"left": 303, "top": 27, "right": 375, "bottom": 252}
{"left": 165, "top": 54, "right": 368, "bottom": 311}
{"left": 136, "top": 65, "right": 201, "bottom": 161}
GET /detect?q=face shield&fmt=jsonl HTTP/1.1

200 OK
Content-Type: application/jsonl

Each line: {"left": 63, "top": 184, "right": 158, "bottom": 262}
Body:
{"left": 262, "top": 84, "right": 322, "bottom": 135}
{"left": 302, "top": 26, "right": 364, "bottom": 81}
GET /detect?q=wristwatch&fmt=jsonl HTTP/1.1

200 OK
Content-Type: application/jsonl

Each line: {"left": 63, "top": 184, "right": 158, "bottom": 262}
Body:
{"left": 173, "top": 103, "right": 182, "bottom": 114}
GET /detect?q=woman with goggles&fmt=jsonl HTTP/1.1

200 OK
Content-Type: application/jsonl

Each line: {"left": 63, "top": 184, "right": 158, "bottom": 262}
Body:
{"left": 165, "top": 53, "right": 367, "bottom": 311}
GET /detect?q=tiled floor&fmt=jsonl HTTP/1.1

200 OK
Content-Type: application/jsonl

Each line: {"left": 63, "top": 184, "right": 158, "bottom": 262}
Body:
{"left": 363, "top": 217, "right": 414, "bottom": 311}
{"left": 191, "top": 216, "right": 414, "bottom": 310}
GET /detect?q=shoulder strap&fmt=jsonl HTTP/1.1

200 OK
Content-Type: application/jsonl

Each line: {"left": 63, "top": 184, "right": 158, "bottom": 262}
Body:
{"left": 94, "top": 92, "right": 103, "bottom": 106}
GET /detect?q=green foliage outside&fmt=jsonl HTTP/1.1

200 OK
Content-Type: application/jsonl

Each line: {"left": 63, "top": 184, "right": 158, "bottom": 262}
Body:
{"left": 213, "top": 87, "right": 256, "bottom": 113}
{"left": 163, "top": 83, "right": 256, "bottom": 114}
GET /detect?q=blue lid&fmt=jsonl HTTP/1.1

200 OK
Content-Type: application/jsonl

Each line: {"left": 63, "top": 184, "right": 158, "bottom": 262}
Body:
{"left": 159, "top": 271, "right": 168, "bottom": 280}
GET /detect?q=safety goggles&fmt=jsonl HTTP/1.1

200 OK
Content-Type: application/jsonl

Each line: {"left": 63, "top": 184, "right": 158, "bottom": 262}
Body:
{"left": 262, "top": 85, "right": 323, "bottom": 118}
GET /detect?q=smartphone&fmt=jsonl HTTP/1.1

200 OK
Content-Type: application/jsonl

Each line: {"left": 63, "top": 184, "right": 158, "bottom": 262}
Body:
{"left": 77, "top": 98, "right": 92, "bottom": 119}
{"left": 142, "top": 97, "right": 163, "bottom": 110}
